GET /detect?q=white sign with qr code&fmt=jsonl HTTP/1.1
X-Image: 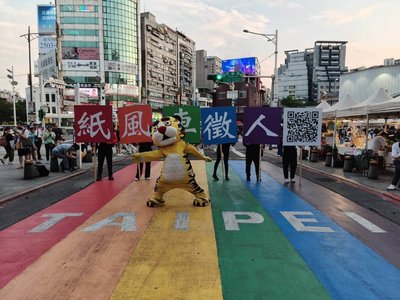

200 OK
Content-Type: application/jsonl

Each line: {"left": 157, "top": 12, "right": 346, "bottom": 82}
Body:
{"left": 283, "top": 108, "right": 322, "bottom": 146}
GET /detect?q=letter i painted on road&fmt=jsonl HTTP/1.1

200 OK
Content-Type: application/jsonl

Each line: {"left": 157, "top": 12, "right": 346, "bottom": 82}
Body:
{"left": 243, "top": 107, "right": 282, "bottom": 144}
{"left": 201, "top": 106, "right": 238, "bottom": 145}
{"left": 163, "top": 106, "right": 201, "bottom": 144}
{"left": 74, "top": 105, "right": 113, "bottom": 143}
{"left": 118, "top": 105, "right": 153, "bottom": 144}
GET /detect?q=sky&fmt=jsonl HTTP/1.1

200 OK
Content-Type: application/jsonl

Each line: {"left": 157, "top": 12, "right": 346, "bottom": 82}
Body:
{"left": 0, "top": 0, "right": 399, "bottom": 97}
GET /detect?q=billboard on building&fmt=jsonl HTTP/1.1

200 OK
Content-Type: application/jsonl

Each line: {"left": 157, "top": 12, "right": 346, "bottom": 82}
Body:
{"left": 62, "top": 60, "right": 100, "bottom": 71}
{"left": 80, "top": 88, "right": 98, "bottom": 98}
{"left": 39, "top": 36, "right": 56, "bottom": 54}
{"left": 62, "top": 47, "right": 100, "bottom": 60}
{"left": 222, "top": 57, "right": 257, "bottom": 75}
{"left": 104, "top": 84, "right": 139, "bottom": 98}
{"left": 38, "top": 50, "right": 57, "bottom": 80}
{"left": 105, "top": 61, "right": 137, "bottom": 74}
{"left": 37, "top": 5, "right": 56, "bottom": 34}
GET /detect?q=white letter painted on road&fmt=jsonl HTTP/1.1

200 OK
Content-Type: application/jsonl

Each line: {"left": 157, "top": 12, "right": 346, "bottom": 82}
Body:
{"left": 82, "top": 212, "right": 137, "bottom": 232}
{"left": 174, "top": 212, "right": 189, "bottom": 230}
{"left": 222, "top": 211, "right": 264, "bottom": 231}
{"left": 29, "top": 213, "right": 84, "bottom": 233}
{"left": 281, "top": 211, "right": 334, "bottom": 232}
{"left": 345, "top": 212, "right": 386, "bottom": 233}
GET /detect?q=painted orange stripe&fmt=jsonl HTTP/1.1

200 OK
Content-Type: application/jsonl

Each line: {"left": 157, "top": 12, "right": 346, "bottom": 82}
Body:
{"left": 0, "top": 162, "right": 155, "bottom": 289}
{"left": 0, "top": 163, "right": 163, "bottom": 299}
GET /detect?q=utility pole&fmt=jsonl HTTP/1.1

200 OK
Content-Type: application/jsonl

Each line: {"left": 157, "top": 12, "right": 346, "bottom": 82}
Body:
{"left": 7, "top": 66, "right": 18, "bottom": 126}
{"left": 20, "top": 26, "right": 39, "bottom": 122}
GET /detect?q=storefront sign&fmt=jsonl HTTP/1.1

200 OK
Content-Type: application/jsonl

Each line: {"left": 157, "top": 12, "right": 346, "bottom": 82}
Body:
{"left": 62, "top": 60, "right": 99, "bottom": 71}
{"left": 105, "top": 61, "right": 137, "bottom": 74}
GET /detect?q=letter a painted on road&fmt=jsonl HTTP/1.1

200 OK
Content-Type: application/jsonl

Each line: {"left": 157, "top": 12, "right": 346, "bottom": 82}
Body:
{"left": 82, "top": 212, "right": 137, "bottom": 232}
{"left": 74, "top": 105, "right": 113, "bottom": 143}
{"left": 118, "top": 105, "right": 152, "bottom": 144}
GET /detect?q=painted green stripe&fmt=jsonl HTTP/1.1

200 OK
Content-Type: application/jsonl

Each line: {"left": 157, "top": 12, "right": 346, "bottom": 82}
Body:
{"left": 207, "top": 164, "right": 330, "bottom": 300}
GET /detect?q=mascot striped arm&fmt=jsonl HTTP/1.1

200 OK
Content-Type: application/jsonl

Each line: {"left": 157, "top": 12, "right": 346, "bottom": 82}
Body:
{"left": 132, "top": 116, "right": 213, "bottom": 207}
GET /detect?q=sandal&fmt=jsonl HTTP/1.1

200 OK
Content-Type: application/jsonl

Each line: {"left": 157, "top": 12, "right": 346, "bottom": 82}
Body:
{"left": 17, "top": 166, "right": 23, "bottom": 169}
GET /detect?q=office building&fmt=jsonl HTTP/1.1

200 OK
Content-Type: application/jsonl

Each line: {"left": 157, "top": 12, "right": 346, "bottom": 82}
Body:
{"left": 195, "top": 50, "right": 221, "bottom": 106}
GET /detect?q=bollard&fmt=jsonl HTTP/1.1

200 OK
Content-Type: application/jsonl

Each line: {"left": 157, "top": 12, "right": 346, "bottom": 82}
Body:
{"left": 310, "top": 150, "right": 319, "bottom": 162}
{"left": 24, "top": 160, "right": 37, "bottom": 179}
{"left": 343, "top": 156, "right": 353, "bottom": 172}
{"left": 368, "top": 160, "right": 379, "bottom": 179}
{"left": 325, "top": 152, "right": 332, "bottom": 167}
{"left": 50, "top": 157, "right": 59, "bottom": 172}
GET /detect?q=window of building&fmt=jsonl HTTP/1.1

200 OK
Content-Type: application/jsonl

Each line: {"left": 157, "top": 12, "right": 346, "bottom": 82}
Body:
{"left": 51, "top": 94, "right": 56, "bottom": 102}
{"left": 218, "top": 92, "right": 226, "bottom": 99}
{"left": 52, "top": 107, "right": 56, "bottom": 114}
{"left": 45, "top": 94, "right": 50, "bottom": 103}
{"left": 239, "top": 90, "right": 247, "bottom": 99}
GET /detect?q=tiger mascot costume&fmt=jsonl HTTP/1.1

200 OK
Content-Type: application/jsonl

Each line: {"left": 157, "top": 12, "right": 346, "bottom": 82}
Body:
{"left": 132, "top": 116, "right": 212, "bottom": 207}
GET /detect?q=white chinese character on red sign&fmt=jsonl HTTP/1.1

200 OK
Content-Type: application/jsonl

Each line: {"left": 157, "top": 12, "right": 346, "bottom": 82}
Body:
{"left": 76, "top": 111, "right": 111, "bottom": 139}
{"left": 122, "top": 111, "right": 151, "bottom": 138}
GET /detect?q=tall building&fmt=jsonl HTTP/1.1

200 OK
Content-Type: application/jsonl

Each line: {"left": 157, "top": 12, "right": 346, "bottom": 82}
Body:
{"left": 141, "top": 12, "right": 195, "bottom": 110}
{"left": 313, "top": 41, "right": 348, "bottom": 103}
{"left": 56, "top": 0, "right": 141, "bottom": 108}
{"left": 195, "top": 50, "right": 221, "bottom": 104}
{"left": 277, "top": 50, "right": 311, "bottom": 100}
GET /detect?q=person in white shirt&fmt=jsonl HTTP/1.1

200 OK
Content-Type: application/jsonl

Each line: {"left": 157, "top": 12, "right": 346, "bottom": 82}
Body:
{"left": 368, "top": 129, "right": 387, "bottom": 155}
{"left": 387, "top": 137, "right": 400, "bottom": 190}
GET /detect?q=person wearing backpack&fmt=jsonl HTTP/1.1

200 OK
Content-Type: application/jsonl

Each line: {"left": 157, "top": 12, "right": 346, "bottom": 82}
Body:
{"left": 14, "top": 123, "right": 32, "bottom": 169}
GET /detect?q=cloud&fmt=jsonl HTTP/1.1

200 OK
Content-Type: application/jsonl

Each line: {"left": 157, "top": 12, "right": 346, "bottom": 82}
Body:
{"left": 267, "top": 0, "right": 303, "bottom": 9}
{"left": 309, "top": 2, "right": 382, "bottom": 25}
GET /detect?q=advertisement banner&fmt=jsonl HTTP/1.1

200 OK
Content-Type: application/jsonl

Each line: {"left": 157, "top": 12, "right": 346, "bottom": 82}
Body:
{"left": 201, "top": 107, "right": 238, "bottom": 145}
{"left": 62, "top": 47, "right": 100, "bottom": 60}
{"left": 222, "top": 57, "right": 257, "bottom": 75}
{"left": 80, "top": 88, "right": 98, "bottom": 98}
{"left": 38, "top": 36, "right": 56, "bottom": 54}
{"left": 38, "top": 50, "right": 57, "bottom": 80}
{"left": 163, "top": 106, "right": 201, "bottom": 144}
{"left": 243, "top": 107, "right": 282, "bottom": 145}
{"left": 74, "top": 105, "right": 113, "bottom": 143}
{"left": 37, "top": 5, "right": 56, "bottom": 34}
{"left": 62, "top": 60, "right": 99, "bottom": 71}
{"left": 104, "top": 84, "right": 139, "bottom": 98}
{"left": 105, "top": 61, "right": 137, "bottom": 74}
{"left": 283, "top": 108, "right": 322, "bottom": 146}
{"left": 118, "top": 105, "right": 153, "bottom": 144}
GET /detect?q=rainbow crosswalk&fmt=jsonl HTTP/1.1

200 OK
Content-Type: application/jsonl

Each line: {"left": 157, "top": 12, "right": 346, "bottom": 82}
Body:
{"left": 0, "top": 161, "right": 399, "bottom": 299}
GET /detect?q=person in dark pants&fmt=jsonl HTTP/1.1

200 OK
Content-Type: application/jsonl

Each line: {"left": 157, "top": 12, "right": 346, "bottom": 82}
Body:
{"left": 282, "top": 146, "right": 297, "bottom": 183}
{"left": 244, "top": 143, "right": 264, "bottom": 181}
{"left": 97, "top": 130, "right": 118, "bottom": 181}
{"left": 213, "top": 143, "right": 231, "bottom": 181}
{"left": 135, "top": 142, "right": 153, "bottom": 180}
{"left": 387, "top": 137, "right": 400, "bottom": 190}
{"left": 1, "top": 126, "right": 15, "bottom": 165}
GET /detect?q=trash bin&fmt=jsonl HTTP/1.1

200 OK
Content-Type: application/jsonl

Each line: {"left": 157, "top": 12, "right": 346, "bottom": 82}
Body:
{"left": 343, "top": 156, "right": 353, "bottom": 172}
{"left": 325, "top": 152, "right": 332, "bottom": 167}
{"left": 24, "top": 160, "right": 37, "bottom": 179}
{"left": 368, "top": 160, "right": 379, "bottom": 179}
{"left": 50, "top": 157, "right": 59, "bottom": 172}
{"left": 310, "top": 150, "right": 319, "bottom": 162}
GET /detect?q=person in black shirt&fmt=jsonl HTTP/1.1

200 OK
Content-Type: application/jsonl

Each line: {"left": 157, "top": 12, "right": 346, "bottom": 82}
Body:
{"left": 244, "top": 143, "right": 264, "bottom": 181}
{"left": 282, "top": 146, "right": 297, "bottom": 183}
{"left": 1, "top": 126, "right": 14, "bottom": 165}
{"left": 213, "top": 143, "right": 231, "bottom": 181}
{"left": 134, "top": 142, "right": 153, "bottom": 180}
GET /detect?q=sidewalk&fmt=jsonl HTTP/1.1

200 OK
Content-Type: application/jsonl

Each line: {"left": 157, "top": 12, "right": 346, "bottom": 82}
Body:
{"left": 263, "top": 148, "right": 400, "bottom": 202}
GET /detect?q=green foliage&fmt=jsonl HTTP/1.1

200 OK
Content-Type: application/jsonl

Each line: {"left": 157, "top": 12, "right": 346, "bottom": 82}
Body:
{"left": 280, "top": 96, "right": 314, "bottom": 107}
{"left": 0, "top": 99, "right": 27, "bottom": 124}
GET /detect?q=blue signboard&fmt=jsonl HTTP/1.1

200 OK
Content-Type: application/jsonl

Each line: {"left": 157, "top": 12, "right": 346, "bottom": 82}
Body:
{"left": 38, "top": 5, "right": 56, "bottom": 34}
{"left": 201, "top": 107, "right": 238, "bottom": 145}
{"left": 222, "top": 57, "right": 257, "bottom": 75}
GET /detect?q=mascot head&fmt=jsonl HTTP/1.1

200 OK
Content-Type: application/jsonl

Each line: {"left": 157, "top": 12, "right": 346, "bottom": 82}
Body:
{"left": 152, "top": 116, "right": 185, "bottom": 147}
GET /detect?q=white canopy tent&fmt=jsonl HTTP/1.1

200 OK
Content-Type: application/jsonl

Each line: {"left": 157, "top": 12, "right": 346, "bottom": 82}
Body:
{"left": 322, "top": 94, "right": 358, "bottom": 119}
{"left": 338, "top": 88, "right": 393, "bottom": 118}
{"left": 316, "top": 100, "right": 331, "bottom": 110}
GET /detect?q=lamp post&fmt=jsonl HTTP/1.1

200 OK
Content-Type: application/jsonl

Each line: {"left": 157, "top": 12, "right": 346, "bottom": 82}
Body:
{"left": 7, "top": 66, "right": 18, "bottom": 126}
{"left": 243, "top": 29, "right": 278, "bottom": 106}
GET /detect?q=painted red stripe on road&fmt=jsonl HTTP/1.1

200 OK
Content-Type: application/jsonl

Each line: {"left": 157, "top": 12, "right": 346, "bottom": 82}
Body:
{"left": 0, "top": 162, "right": 149, "bottom": 288}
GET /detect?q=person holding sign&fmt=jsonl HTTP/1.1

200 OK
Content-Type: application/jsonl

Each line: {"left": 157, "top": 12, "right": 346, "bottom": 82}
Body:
{"left": 97, "top": 129, "right": 118, "bottom": 181}
{"left": 244, "top": 143, "right": 264, "bottom": 181}
{"left": 213, "top": 143, "right": 231, "bottom": 181}
{"left": 282, "top": 146, "right": 297, "bottom": 183}
{"left": 135, "top": 142, "right": 153, "bottom": 180}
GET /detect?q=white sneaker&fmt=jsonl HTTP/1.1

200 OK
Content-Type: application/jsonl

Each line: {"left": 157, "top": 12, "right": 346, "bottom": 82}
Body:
{"left": 134, "top": 178, "right": 139, "bottom": 181}
{"left": 8, "top": 162, "right": 14, "bottom": 165}
{"left": 145, "top": 177, "right": 150, "bottom": 180}
{"left": 386, "top": 184, "right": 397, "bottom": 190}
{"left": 285, "top": 179, "right": 290, "bottom": 183}
{"left": 290, "top": 179, "right": 296, "bottom": 183}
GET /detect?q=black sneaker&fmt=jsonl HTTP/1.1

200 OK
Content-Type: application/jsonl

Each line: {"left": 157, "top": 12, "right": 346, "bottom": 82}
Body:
{"left": 0, "top": 158, "right": 5, "bottom": 164}
{"left": 108, "top": 176, "right": 114, "bottom": 180}
{"left": 225, "top": 176, "right": 230, "bottom": 181}
{"left": 96, "top": 176, "right": 102, "bottom": 181}
{"left": 246, "top": 176, "right": 250, "bottom": 181}
{"left": 212, "top": 174, "right": 219, "bottom": 181}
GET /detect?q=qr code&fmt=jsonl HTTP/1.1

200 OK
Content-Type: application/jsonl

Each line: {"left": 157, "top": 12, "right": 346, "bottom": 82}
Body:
{"left": 286, "top": 110, "right": 320, "bottom": 143}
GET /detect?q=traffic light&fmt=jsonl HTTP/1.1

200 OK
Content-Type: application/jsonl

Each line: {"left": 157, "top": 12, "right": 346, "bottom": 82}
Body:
{"left": 207, "top": 74, "right": 224, "bottom": 82}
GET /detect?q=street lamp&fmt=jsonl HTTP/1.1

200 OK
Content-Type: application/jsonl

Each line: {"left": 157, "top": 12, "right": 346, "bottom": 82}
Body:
{"left": 243, "top": 29, "right": 278, "bottom": 106}
{"left": 7, "top": 66, "right": 18, "bottom": 126}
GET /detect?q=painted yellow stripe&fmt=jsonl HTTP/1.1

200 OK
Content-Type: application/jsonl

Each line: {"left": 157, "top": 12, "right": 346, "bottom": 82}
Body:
{"left": 111, "top": 161, "right": 223, "bottom": 300}
{"left": 0, "top": 163, "right": 163, "bottom": 300}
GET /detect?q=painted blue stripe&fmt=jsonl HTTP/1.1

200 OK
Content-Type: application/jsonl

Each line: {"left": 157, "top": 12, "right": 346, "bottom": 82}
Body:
{"left": 230, "top": 160, "right": 400, "bottom": 300}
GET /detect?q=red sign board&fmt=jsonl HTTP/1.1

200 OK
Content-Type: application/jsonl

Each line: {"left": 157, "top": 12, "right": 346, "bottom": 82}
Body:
{"left": 74, "top": 105, "right": 113, "bottom": 143}
{"left": 118, "top": 105, "right": 153, "bottom": 144}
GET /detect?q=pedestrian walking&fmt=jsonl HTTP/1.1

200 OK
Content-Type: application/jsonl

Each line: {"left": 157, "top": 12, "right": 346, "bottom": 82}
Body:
{"left": 244, "top": 143, "right": 264, "bottom": 181}
{"left": 282, "top": 145, "right": 297, "bottom": 183}
{"left": 1, "top": 126, "right": 15, "bottom": 165}
{"left": 387, "top": 136, "right": 400, "bottom": 190}
{"left": 96, "top": 129, "right": 118, "bottom": 181}
{"left": 135, "top": 142, "right": 153, "bottom": 180}
{"left": 42, "top": 125, "right": 56, "bottom": 161}
{"left": 213, "top": 143, "right": 231, "bottom": 181}
{"left": 14, "top": 123, "right": 32, "bottom": 169}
